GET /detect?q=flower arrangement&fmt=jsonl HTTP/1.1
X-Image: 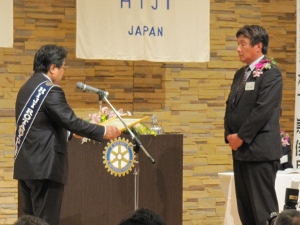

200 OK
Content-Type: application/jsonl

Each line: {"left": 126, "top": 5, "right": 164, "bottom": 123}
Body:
{"left": 123, "top": 123, "right": 156, "bottom": 137}
{"left": 86, "top": 107, "right": 131, "bottom": 124}
{"left": 280, "top": 130, "right": 290, "bottom": 147}
{"left": 78, "top": 107, "right": 155, "bottom": 144}
{"left": 253, "top": 57, "right": 277, "bottom": 78}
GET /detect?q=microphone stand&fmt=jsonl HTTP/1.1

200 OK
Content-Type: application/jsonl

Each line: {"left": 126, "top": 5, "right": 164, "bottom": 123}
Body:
{"left": 98, "top": 92, "right": 155, "bottom": 164}
{"left": 98, "top": 95, "right": 103, "bottom": 112}
{"left": 133, "top": 142, "right": 140, "bottom": 210}
{"left": 98, "top": 92, "right": 155, "bottom": 210}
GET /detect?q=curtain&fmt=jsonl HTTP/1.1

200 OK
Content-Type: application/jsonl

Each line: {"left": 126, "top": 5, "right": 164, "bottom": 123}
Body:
{"left": 0, "top": 0, "right": 13, "bottom": 48}
{"left": 76, "top": 0, "right": 210, "bottom": 62}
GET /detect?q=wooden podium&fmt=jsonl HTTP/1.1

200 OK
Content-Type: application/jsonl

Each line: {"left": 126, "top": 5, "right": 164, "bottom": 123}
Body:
{"left": 18, "top": 134, "right": 183, "bottom": 225}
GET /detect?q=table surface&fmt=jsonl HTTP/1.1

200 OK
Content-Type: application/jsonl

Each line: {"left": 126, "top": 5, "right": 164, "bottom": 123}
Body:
{"left": 219, "top": 171, "right": 300, "bottom": 225}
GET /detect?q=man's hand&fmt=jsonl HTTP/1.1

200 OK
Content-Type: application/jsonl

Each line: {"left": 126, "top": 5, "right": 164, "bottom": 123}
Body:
{"left": 104, "top": 126, "right": 121, "bottom": 140}
{"left": 226, "top": 133, "right": 243, "bottom": 151}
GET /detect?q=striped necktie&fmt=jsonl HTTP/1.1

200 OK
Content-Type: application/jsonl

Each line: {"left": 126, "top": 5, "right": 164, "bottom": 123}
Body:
{"left": 234, "top": 66, "right": 250, "bottom": 104}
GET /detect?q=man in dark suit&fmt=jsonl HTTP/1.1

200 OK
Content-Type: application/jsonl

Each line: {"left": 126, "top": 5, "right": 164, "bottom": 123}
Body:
{"left": 14, "top": 44, "right": 121, "bottom": 225}
{"left": 224, "top": 25, "right": 283, "bottom": 225}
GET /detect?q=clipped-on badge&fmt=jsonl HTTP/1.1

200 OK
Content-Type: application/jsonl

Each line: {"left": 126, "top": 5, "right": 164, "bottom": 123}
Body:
{"left": 103, "top": 137, "right": 135, "bottom": 177}
{"left": 45, "top": 81, "right": 53, "bottom": 86}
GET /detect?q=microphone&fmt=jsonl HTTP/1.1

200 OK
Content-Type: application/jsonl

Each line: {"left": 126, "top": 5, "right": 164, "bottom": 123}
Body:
{"left": 76, "top": 82, "right": 109, "bottom": 97}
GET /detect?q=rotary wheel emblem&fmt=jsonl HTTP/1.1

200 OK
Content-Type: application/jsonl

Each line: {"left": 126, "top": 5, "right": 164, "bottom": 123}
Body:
{"left": 103, "top": 137, "right": 135, "bottom": 177}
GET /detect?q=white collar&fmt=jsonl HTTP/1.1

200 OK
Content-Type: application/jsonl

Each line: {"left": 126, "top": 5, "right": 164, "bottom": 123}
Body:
{"left": 41, "top": 73, "right": 52, "bottom": 82}
{"left": 248, "top": 55, "right": 265, "bottom": 72}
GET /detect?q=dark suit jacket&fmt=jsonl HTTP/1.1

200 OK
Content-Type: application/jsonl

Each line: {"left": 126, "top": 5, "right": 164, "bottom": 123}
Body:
{"left": 14, "top": 73, "right": 105, "bottom": 184}
{"left": 224, "top": 61, "right": 283, "bottom": 161}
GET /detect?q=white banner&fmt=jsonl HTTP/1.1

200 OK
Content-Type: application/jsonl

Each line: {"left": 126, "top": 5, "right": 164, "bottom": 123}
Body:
{"left": 76, "top": 0, "right": 210, "bottom": 62}
{"left": 293, "top": 1, "right": 300, "bottom": 168}
{"left": 0, "top": 0, "right": 13, "bottom": 47}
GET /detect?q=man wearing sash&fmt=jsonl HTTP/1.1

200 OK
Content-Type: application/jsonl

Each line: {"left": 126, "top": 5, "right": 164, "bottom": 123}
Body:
{"left": 14, "top": 44, "right": 121, "bottom": 225}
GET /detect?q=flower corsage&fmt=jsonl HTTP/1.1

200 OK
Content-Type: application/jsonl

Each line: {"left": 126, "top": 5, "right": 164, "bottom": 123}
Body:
{"left": 253, "top": 57, "right": 277, "bottom": 78}
{"left": 280, "top": 130, "right": 290, "bottom": 147}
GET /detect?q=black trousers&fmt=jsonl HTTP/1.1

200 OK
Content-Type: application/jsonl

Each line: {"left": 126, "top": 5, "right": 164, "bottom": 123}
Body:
{"left": 233, "top": 160, "right": 280, "bottom": 225}
{"left": 19, "top": 179, "right": 64, "bottom": 225}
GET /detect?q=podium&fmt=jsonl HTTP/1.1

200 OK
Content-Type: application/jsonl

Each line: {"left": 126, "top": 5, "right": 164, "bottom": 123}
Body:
{"left": 18, "top": 134, "right": 183, "bottom": 225}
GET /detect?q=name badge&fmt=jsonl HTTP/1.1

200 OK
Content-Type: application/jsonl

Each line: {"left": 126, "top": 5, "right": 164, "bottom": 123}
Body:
{"left": 245, "top": 82, "right": 255, "bottom": 90}
{"left": 280, "top": 154, "right": 288, "bottom": 164}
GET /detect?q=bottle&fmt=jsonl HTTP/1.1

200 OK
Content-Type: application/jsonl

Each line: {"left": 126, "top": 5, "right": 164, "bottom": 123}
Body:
{"left": 150, "top": 115, "right": 164, "bottom": 135}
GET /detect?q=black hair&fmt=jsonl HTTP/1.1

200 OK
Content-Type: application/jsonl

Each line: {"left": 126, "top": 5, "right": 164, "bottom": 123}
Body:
{"left": 33, "top": 44, "right": 67, "bottom": 73}
{"left": 275, "top": 209, "right": 300, "bottom": 225}
{"left": 14, "top": 215, "right": 49, "bottom": 225}
{"left": 118, "top": 208, "right": 166, "bottom": 225}
{"left": 236, "top": 25, "right": 269, "bottom": 54}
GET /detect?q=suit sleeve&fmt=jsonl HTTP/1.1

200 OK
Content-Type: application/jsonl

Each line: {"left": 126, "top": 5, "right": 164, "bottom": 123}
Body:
{"left": 224, "top": 70, "right": 241, "bottom": 143}
{"left": 237, "top": 67, "right": 282, "bottom": 144}
{"left": 224, "top": 98, "right": 231, "bottom": 144}
{"left": 42, "top": 86, "right": 105, "bottom": 142}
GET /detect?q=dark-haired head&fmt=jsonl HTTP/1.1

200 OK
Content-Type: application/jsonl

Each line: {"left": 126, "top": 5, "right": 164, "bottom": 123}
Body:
{"left": 275, "top": 209, "right": 300, "bottom": 225}
{"left": 118, "top": 208, "right": 165, "bottom": 225}
{"left": 14, "top": 215, "right": 49, "bottom": 225}
{"left": 33, "top": 45, "right": 67, "bottom": 73}
{"left": 236, "top": 25, "right": 269, "bottom": 54}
